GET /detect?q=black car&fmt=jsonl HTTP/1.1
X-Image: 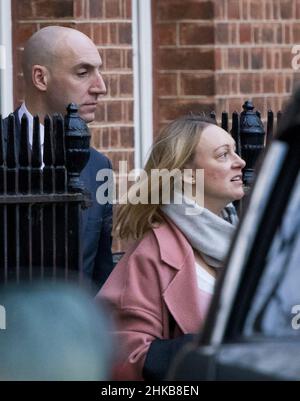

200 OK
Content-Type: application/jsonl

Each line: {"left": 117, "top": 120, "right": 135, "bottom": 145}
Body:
{"left": 169, "top": 88, "right": 300, "bottom": 381}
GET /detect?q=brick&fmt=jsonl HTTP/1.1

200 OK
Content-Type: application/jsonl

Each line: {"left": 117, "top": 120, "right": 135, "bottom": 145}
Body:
{"left": 241, "top": 0, "right": 249, "bottom": 20}
{"left": 157, "top": 0, "right": 214, "bottom": 20}
{"left": 277, "top": 74, "right": 285, "bottom": 92}
{"left": 293, "top": 25, "right": 300, "bottom": 42}
{"left": 239, "top": 24, "right": 252, "bottom": 43}
{"left": 14, "top": 23, "right": 37, "bottom": 47}
{"left": 126, "top": 50, "right": 133, "bottom": 69}
{"left": 120, "top": 127, "right": 134, "bottom": 148}
{"left": 253, "top": 26, "right": 261, "bottom": 43}
{"left": 228, "top": 98, "right": 244, "bottom": 113}
{"left": 274, "top": 50, "right": 281, "bottom": 69}
{"left": 215, "top": 23, "right": 229, "bottom": 44}
{"left": 214, "top": 0, "right": 225, "bottom": 19}
{"left": 282, "top": 48, "right": 293, "bottom": 69}
{"left": 108, "top": 151, "right": 134, "bottom": 171}
{"left": 229, "top": 23, "right": 238, "bottom": 44}
{"left": 296, "top": 0, "right": 300, "bottom": 19}
{"left": 107, "top": 101, "right": 122, "bottom": 122}
{"left": 263, "top": 74, "right": 276, "bottom": 92}
{"left": 105, "top": 49, "right": 122, "bottom": 69}
{"left": 74, "top": 0, "right": 85, "bottom": 18}
{"left": 240, "top": 73, "right": 253, "bottom": 94}
{"left": 120, "top": 74, "right": 133, "bottom": 96}
{"left": 119, "top": 23, "right": 132, "bottom": 44}
{"left": 101, "top": 127, "right": 110, "bottom": 148}
{"left": 90, "top": 0, "right": 104, "bottom": 18}
{"left": 285, "top": 75, "right": 293, "bottom": 92}
{"left": 124, "top": 0, "right": 132, "bottom": 19}
{"left": 262, "top": 26, "right": 274, "bottom": 43}
{"left": 251, "top": 97, "right": 266, "bottom": 115}
{"left": 228, "top": 48, "right": 241, "bottom": 69}
{"left": 230, "top": 74, "right": 239, "bottom": 93}
{"left": 228, "top": 0, "right": 240, "bottom": 19}
{"left": 12, "top": 0, "right": 33, "bottom": 19}
{"left": 221, "top": 48, "right": 228, "bottom": 69}
{"left": 214, "top": 48, "right": 222, "bottom": 70}
{"left": 157, "top": 73, "right": 178, "bottom": 96}
{"left": 265, "top": 49, "right": 272, "bottom": 69}
{"left": 157, "top": 23, "right": 177, "bottom": 45}
{"left": 158, "top": 49, "right": 214, "bottom": 70}
{"left": 250, "top": 0, "right": 264, "bottom": 19}
{"left": 280, "top": 0, "right": 294, "bottom": 19}
{"left": 76, "top": 23, "right": 92, "bottom": 38}
{"left": 253, "top": 74, "right": 262, "bottom": 93}
{"left": 22, "top": 0, "right": 74, "bottom": 19}
{"left": 90, "top": 127, "right": 101, "bottom": 149}
{"left": 158, "top": 99, "right": 215, "bottom": 122}
{"left": 14, "top": 48, "right": 24, "bottom": 77}
{"left": 180, "top": 73, "right": 215, "bottom": 96}
{"left": 110, "top": 127, "right": 120, "bottom": 147}
{"left": 125, "top": 100, "right": 134, "bottom": 122}
{"left": 275, "top": 24, "right": 283, "bottom": 44}
{"left": 215, "top": 74, "right": 230, "bottom": 95}
{"left": 105, "top": 0, "right": 121, "bottom": 18}
{"left": 242, "top": 48, "right": 250, "bottom": 69}
{"left": 273, "top": 1, "right": 280, "bottom": 18}
{"left": 105, "top": 74, "right": 119, "bottom": 97}
{"left": 285, "top": 25, "right": 292, "bottom": 43}
{"left": 265, "top": 0, "right": 274, "bottom": 19}
{"left": 180, "top": 23, "right": 214, "bottom": 45}
{"left": 251, "top": 48, "right": 264, "bottom": 69}
{"left": 94, "top": 103, "right": 106, "bottom": 123}
{"left": 93, "top": 24, "right": 109, "bottom": 45}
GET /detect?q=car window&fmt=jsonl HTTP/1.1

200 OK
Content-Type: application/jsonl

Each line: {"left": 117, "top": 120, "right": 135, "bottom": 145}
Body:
{"left": 243, "top": 172, "right": 300, "bottom": 337}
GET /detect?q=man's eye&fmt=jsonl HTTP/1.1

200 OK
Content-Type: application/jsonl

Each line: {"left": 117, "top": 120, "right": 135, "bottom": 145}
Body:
{"left": 78, "top": 71, "right": 88, "bottom": 77}
{"left": 218, "top": 152, "right": 228, "bottom": 159}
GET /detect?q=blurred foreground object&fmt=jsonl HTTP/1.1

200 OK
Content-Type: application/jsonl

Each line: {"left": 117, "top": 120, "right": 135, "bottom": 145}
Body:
{"left": 0, "top": 281, "right": 113, "bottom": 380}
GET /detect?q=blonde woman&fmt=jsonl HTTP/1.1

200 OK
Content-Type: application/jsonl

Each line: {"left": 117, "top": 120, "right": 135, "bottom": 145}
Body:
{"left": 96, "top": 115, "right": 246, "bottom": 380}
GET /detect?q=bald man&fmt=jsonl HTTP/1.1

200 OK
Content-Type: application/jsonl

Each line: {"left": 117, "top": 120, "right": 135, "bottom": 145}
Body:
{"left": 3, "top": 26, "right": 113, "bottom": 288}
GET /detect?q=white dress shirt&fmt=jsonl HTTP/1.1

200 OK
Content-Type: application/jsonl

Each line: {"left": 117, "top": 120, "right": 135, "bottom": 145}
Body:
{"left": 18, "top": 103, "right": 45, "bottom": 161}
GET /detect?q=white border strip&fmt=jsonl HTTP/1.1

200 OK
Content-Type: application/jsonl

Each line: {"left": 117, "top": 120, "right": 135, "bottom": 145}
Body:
{"left": 132, "top": 0, "right": 153, "bottom": 169}
{"left": 0, "top": 0, "right": 13, "bottom": 116}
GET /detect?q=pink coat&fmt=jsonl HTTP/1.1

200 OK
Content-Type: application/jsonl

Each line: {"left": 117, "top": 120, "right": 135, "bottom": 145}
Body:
{"left": 97, "top": 218, "right": 212, "bottom": 380}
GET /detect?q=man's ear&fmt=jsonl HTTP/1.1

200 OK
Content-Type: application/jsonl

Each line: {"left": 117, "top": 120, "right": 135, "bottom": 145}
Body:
{"left": 32, "top": 65, "right": 49, "bottom": 91}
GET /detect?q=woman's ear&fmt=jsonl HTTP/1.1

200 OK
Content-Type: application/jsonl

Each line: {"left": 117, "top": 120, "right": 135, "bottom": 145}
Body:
{"left": 31, "top": 65, "right": 49, "bottom": 91}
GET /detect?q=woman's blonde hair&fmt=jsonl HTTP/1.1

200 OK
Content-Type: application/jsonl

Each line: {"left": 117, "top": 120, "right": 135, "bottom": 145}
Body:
{"left": 116, "top": 114, "right": 217, "bottom": 240}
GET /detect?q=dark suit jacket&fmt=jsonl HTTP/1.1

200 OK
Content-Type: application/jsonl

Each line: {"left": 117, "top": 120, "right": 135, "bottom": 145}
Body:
{"left": 3, "top": 109, "right": 114, "bottom": 289}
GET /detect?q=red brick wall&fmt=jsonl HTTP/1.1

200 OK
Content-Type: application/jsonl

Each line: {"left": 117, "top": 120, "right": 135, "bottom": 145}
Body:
{"left": 214, "top": 0, "right": 300, "bottom": 117}
{"left": 152, "top": 0, "right": 215, "bottom": 133}
{"left": 152, "top": 0, "right": 300, "bottom": 130}
{"left": 11, "top": 0, "right": 134, "bottom": 172}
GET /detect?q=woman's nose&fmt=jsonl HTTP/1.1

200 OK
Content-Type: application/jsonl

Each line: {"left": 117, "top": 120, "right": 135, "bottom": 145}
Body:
{"left": 233, "top": 154, "right": 246, "bottom": 169}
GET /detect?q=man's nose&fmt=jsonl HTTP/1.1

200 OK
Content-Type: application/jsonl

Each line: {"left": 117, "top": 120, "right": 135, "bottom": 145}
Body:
{"left": 90, "top": 72, "right": 107, "bottom": 95}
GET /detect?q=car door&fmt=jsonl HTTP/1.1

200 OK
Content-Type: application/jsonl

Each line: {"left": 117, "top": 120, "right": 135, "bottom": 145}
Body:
{"left": 169, "top": 90, "right": 300, "bottom": 381}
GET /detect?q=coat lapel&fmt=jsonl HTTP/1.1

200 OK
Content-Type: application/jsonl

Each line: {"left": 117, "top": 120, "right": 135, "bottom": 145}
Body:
{"left": 153, "top": 219, "right": 204, "bottom": 334}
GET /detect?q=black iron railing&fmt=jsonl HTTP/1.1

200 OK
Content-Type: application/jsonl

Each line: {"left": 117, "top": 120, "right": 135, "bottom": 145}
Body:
{"left": 0, "top": 104, "right": 91, "bottom": 283}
